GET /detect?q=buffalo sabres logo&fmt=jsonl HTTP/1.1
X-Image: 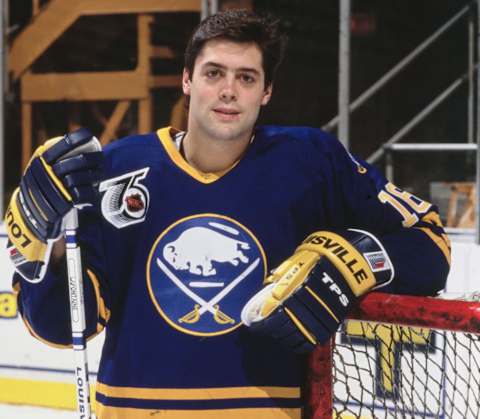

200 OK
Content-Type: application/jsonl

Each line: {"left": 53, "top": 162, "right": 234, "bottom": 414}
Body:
{"left": 99, "top": 168, "right": 150, "bottom": 228}
{"left": 147, "top": 214, "right": 266, "bottom": 336}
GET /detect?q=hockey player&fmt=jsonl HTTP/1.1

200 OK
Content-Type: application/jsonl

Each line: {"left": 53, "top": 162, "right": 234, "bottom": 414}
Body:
{"left": 6, "top": 10, "right": 450, "bottom": 419}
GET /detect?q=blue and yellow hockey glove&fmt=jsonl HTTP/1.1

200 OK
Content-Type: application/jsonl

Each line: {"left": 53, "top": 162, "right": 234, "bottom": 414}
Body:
{"left": 241, "top": 229, "right": 394, "bottom": 353}
{"left": 5, "top": 128, "right": 102, "bottom": 283}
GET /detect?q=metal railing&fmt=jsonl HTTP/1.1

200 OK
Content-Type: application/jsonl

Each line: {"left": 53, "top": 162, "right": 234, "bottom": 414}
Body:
{"left": 332, "top": 1, "right": 480, "bottom": 243}
{"left": 201, "top": 0, "right": 219, "bottom": 19}
{"left": 329, "top": 3, "right": 472, "bottom": 142}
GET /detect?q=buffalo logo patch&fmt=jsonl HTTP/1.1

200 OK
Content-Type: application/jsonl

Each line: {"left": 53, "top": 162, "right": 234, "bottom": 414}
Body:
{"left": 147, "top": 214, "right": 266, "bottom": 336}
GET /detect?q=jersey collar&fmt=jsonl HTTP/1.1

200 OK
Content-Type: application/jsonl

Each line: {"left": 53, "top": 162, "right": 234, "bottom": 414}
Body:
{"left": 156, "top": 127, "right": 241, "bottom": 184}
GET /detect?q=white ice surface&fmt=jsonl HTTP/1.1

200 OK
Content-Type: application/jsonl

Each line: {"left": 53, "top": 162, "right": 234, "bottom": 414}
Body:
{"left": 0, "top": 404, "right": 79, "bottom": 419}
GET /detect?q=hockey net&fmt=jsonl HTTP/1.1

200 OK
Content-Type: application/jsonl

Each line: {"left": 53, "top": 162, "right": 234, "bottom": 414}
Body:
{"left": 307, "top": 292, "right": 480, "bottom": 419}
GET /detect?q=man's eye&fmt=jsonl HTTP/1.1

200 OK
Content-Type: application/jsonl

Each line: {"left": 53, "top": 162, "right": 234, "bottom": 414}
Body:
{"left": 206, "top": 70, "right": 220, "bottom": 78}
{"left": 241, "top": 74, "right": 255, "bottom": 84}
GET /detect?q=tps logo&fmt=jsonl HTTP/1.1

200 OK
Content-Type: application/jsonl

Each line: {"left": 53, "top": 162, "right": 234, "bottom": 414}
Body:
{"left": 147, "top": 214, "right": 266, "bottom": 336}
{"left": 100, "top": 167, "right": 150, "bottom": 228}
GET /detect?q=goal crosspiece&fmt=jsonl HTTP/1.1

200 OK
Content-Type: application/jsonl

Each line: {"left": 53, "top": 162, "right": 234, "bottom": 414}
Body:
{"left": 307, "top": 292, "right": 480, "bottom": 419}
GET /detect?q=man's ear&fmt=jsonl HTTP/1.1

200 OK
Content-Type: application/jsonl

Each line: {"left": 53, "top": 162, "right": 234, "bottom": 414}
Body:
{"left": 261, "top": 83, "right": 273, "bottom": 106}
{"left": 182, "top": 68, "right": 191, "bottom": 96}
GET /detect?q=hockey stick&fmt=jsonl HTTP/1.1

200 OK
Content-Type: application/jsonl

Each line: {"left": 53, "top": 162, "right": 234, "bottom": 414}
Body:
{"left": 65, "top": 208, "right": 92, "bottom": 419}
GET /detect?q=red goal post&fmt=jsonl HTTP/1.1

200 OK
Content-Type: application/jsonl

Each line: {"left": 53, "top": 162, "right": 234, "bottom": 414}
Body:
{"left": 307, "top": 292, "right": 480, "bottom": 419}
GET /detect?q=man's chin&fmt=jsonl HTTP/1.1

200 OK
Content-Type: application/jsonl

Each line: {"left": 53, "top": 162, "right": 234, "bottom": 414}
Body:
{"left": 208, "top": 124, "right": 250, "bottom": 142}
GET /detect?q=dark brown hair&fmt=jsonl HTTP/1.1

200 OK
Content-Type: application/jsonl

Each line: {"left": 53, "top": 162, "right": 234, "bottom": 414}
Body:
{"left": 184, "top": 10, "right": 287, "bottom": 88}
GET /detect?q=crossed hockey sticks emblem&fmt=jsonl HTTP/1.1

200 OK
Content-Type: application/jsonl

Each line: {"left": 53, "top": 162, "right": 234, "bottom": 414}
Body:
{"left": 156, "top": 258, "right": 260, "bottom": 325}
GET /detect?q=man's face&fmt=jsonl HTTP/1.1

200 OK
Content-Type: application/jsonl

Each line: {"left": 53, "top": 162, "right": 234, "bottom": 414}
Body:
{"left": 182, "top": 38, "right": 272, "bottom": 143}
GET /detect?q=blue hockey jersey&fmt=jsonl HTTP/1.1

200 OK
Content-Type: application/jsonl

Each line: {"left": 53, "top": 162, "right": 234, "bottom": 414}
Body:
{"left": 13, "top": 126, "right": 450, "bottom": 418}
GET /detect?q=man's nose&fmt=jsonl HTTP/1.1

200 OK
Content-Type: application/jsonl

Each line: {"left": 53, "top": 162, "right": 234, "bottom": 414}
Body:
{"left": 219, "top": 77, "right": 237, "bottom": 102}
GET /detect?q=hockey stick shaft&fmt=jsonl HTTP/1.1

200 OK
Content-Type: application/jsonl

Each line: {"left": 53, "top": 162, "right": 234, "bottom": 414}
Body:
{"left": 65, "top": 208, "right": 92, "bottom": 419}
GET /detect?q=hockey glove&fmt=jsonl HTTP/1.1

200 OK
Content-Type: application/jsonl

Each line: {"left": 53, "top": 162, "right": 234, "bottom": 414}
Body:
{"left": 241, "top": 229, "right": 394, "bottom": 353}
{"left": 5, "top": 128, "right": 102, "bottom": 283}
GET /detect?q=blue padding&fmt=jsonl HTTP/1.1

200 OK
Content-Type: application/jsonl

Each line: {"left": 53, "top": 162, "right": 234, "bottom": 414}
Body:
{"left": 69, "top": 186, "right": 97, "bottom": 205}
{"left": 52, "top": 152, "right": 103, "bottom": 176}
{"left": 277, "top": 327, "right": 309, "bottom": 348}
{"left": 43, "top": 128, "right": 93, "bottom": 164}
{"left": 19, "top": 183, "right": 50, "bottom": 234}
{"left": 249, "top": 307, "right": 293, "bottom": 339}
{"left": 29, "top": 158, "right": 71, "bottom": 216}
{"left": 63, "top": 170, "right": 98, "bottom": 188}
{"left": 15, "top": 188, "right": 54, "bottom": 242}
{"left": 291, "top": 287, "right": 340, "bottom": 333}
{"left": 341, "top": 229, "right": 382, "bottom": 253}
{"left": 21, "top": 172, "right": 58, "bottom": 222}
{"left": 67, "top": 128, "right": 93, "bottom": 143}
{"left": 17, "top": 184, "right": 49, "bottom": 238}
{"left": 304, "top": 262, "right": 356, "bottom": 321}
{"left": 290, "top": 339, "right": 316, "bottom": 354}
{"left": 248, "top": 308, "right": 316, "bottom": 353}
{"left": 284, "top": 294, "right": 336, "bottom": 343}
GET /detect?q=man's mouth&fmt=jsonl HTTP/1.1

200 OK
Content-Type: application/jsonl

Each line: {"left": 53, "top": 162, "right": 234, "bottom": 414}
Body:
{"left": 213, "top": 108, "right": 241, "bottom": 120}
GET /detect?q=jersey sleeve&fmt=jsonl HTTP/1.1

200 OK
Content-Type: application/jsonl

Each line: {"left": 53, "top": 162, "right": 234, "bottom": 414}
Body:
{"left": 326, "top": 135, "right": 450, "bottom": 296}
{"left": 12, "top": 205, "right": 110, "bottom": 347}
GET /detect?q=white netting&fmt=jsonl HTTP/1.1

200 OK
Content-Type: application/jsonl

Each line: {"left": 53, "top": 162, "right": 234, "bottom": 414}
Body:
{"left": 332, "top": 320, "right": 480, "bottom": 418}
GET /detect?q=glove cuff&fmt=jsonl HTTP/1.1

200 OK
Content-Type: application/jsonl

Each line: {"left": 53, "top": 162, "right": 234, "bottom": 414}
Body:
{"left": 5, "top": 189, "right": 56, "bottom": 283}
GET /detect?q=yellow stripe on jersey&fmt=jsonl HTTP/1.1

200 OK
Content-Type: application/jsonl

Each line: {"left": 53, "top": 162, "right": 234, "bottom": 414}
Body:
{"left": 417, "top": 211, "right": 451, "bottom": 265}
{"left": 12, "top": 280, "right": 20, "bottom": 293}
{"left": 95, "top": 404, "right": 301, "bottom": 419}
{"left": 416, "top": 227, "right": 451, "bottom": 266}
{"left": 96, "top": 382, "right": 300, "bottom": 400}
{"left": 156, "top": 127, "right": 239, "bottom": 184}
{"left": 87, "top": 268, "right": 111, "bottom": 331}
